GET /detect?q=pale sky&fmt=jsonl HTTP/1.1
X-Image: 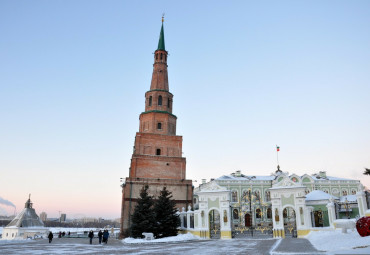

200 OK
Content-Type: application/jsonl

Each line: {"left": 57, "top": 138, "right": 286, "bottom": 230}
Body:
{"left": 0, "top": 0, "right": 369, "bottom": 219}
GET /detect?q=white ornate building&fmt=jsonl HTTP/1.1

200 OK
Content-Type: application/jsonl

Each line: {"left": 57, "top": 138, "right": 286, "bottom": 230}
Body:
{"left": 180, "top": 169, "right": 367, "bottom": 239}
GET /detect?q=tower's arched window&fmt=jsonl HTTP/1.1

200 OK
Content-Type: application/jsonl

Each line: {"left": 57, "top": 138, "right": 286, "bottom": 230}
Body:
{"left": 158, "top": 95, "right": 162, "bottom": 106}
{"left": 167, "top": 98, "right": 170, "bottom": 109}
{"left": 165, "top": 54, "right": 167, "bottom": 61}
{"left": 160, "top": 53, "right": 163, "bottom": 60}
{"left": 149, "top": 96, "right": 152, "bottom": 106}
{"left": 157, "top": 122, "right": 162, "bottom": 130}
{"left": 156, "top": 54, "right": 158, "bottom": 60}
{"left": 156, "top": 149, "right": 161, "bottom": 155}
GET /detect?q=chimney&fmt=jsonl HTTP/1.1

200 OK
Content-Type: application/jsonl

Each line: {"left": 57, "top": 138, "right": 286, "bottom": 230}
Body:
{"left": 236, "top": 170, "right": 241, "bottom": 177}
{"left": 201, "top": 179, "right": 206, "bottom": 184}
{"left": 319, "top": 171, "right": 327, "bottom": 178}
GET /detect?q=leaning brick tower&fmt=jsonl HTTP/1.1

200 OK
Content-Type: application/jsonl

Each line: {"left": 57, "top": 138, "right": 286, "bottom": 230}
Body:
{"left": 120, "top": 18, "right": 193, "bottom": 237}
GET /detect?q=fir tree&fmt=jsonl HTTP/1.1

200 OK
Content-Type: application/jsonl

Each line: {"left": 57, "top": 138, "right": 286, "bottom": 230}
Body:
{"left": 363, "top": 168, "right": 370, "bottom": 176}
{"left": 153, "top": 187, "right": 180, "bottom": 238}
{"left": 130, "top": 185, "right": 156, "bottom": 238}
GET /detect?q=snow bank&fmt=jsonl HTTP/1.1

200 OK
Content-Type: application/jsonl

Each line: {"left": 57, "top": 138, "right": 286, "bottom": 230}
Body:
{"left": 306, "top": 229, "right": 370, "bottom": 253}
{"left": 122, "top": 233, "right": 200, "bottom": 244}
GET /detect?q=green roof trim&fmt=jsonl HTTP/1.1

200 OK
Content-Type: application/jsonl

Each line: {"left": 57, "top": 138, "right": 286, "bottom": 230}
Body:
{"left": 157, "top": 23, "right": 165, "bottom": 51}
{"left": 141, "top": 110, "right": 177, "bottom": 119}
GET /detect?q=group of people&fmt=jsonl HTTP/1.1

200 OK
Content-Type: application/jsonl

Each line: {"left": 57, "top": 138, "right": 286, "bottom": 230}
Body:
{"left": 47, "top": 229, "right": 110, "bottom": 245}
{"left": 88, "top": 229, "right": 110, "bottom": 245}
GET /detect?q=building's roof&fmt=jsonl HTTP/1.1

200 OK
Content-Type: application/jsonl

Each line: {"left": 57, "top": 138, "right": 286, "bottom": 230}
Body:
{"left": 217, "top": 175, "right": 276, "bottom": 181}
{"left": 6, "top": 197, "right": 44, "bottom": 228}
{"left": 305, "top": 190, "right": 339, "bottom": 201}
{"left": 340, "top": 195, "right": 357, "bottom": 203}
{"left": 311, "top": 175, "right": 354, "bottom": 181}
{"left": 157, "top": 22, "right": 165, "bottom": 51}
{"left": 216, "top": 172, "right": 357, "bottom": 182}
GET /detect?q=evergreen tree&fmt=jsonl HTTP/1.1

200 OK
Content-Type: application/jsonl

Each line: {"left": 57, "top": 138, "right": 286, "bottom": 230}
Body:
{"left": 153, "top": 187, "right": 180, "bottom": 238}
{"left": 363, "top": 168, "right": 370, "bottom": 176}
{"left": 130, "top": 185, "right": 156, "bottom": 238}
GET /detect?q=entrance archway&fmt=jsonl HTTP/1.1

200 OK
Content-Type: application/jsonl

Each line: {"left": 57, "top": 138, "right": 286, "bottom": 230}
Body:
{"left": 244, "top": 213, "right": 252, "bottom": 227}
{"left": 283, "top": 207, "right": 297, "bottom": 237}
{"left": 209, "top": 209, "right": 220, "bottom": 239}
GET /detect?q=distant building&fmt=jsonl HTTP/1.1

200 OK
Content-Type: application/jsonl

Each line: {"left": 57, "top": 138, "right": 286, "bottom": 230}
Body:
{"left": 40, "top": 212, "right": 47, "bottom": 222}
{"left": 60, "top": 213, "right": 66, "bottom": 222}
{"left": 81, "top": 217, "right": 98, "bottom": 223}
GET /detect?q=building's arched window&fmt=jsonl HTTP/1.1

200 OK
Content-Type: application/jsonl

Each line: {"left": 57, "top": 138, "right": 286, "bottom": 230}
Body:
{"left": 267, "top": 208, "right": 272, "bottom": 219}
{"left": 242, "top": 190, "right": 248, "bottom": 202}
{"left": 265, "top": 191, "right": 271, "bottom": 201}
{"left": 157, "top": 122, "right": 162, "bottom": 130}
{"left": 254, "top": 190, "right": 260, "bottom": 202}
{"left": 156, "top": 54, "right": 158, "bottom": 60}
{"left": 233, "top": 209, "right": 239, "bottom": 220}
{"left": 168, "top": 98, "right": 170, "bottom": 109}
{"left": 160, "top": 53, "right": 163, "bottom": 60}
{"left": 342, "top": 190, "right": 348, "bottom": 196}
{"left": 156, "top": 149, "right": 161, "bottom": 156}
{"left": 256, "top": 208, "right": 261, "bottom": 218}
{"left": 158, "top": 96, "right": 162, "bottom": 106}
{"left": 351, "top": 189, "right": 356, "bottom": 195}
{"left": 231, "top": 191, "right": 238, "bottom": 202}
{"left": 149, "top": 96, "right": 152, "bottom": 106}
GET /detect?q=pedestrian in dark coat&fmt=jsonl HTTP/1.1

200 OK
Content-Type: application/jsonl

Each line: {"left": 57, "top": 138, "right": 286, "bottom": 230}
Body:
{"left": 88, "top": 230, "right": 94, "bottom": 244}
{"left": 48, "top": 232, "right": 53, "bottom": 243}
{"left": 98, "top": 230, "right": 103, "bottom": 244}
{"left": 103, "top": 229, "right": 109, "bottom": 244}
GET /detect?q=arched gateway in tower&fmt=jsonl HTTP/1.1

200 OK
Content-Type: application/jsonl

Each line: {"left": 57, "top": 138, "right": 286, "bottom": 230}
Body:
{"left": 120, "top": 19, "right": 193, "bottom": 237}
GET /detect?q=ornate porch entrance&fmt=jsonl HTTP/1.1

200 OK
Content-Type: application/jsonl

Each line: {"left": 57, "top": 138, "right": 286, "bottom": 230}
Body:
{"left": 209, "top": 209, "right": 220, "bottom": 239}
{"left": 283, "top": 207, "right": 297, "bottom": 238}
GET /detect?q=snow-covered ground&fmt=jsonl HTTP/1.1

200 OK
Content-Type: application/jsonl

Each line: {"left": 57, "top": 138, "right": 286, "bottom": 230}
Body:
{"left": 122, "top": 233, "right": 199, "bottom": 244}
{"left": 0, "top": 227, "right": 120, "bottom": 238}
{"left": 306, "top": 228, "right": 370, "bottom": 254}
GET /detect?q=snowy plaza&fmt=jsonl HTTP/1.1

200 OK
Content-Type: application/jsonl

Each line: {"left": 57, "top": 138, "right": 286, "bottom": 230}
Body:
{"left": 1, "top": 228, "right": 370, "bottom": 254}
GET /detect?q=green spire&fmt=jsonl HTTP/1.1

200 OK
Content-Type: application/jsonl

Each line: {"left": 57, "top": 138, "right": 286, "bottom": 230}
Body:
{"left": 157, "top": 20, "right": 165, "bottom": 51}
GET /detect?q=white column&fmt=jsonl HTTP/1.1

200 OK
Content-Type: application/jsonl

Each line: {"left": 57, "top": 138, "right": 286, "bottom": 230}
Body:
{"left": 326, "top": 199, "right": 336, "bottom": 228}
{"left": 356, "top": 191, "right": 367, "bottom": 217}
{"left": 186, "top": 206, "right": 192, "bottom": 229}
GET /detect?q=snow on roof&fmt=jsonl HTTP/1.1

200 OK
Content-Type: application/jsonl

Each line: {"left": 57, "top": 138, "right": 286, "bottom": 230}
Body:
{"left": 340, "top": 195, "right": 357, "bottom": 202}
{"left": 305, "top": 190, "right": 339, "bottom": 201}
{"left": 217, "top": 175, "right": 276, "bottom": 181}
{"left": 6, "top": 197, "right": 44, "bottom": 228}
{"left": 311, "top": 175, "right": 355, "bottom": 181}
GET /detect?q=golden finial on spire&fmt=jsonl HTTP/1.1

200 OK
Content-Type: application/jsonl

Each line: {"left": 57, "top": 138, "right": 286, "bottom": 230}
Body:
{"left": 162, "top": 13, "right": 165, "bottom": 23}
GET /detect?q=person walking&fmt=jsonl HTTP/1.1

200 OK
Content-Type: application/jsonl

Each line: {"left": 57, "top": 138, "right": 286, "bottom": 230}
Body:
{"left": 98, "top": 230, "right": 103, "bottom": 244}
{"left": 88, "top": 230, "right": 94, "bottom": 245}
{"left": 48, "top": 231, "right": 53, "bottom": 243}
{"left": 103, "top": 229, "right": 109, "bottom": 244}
